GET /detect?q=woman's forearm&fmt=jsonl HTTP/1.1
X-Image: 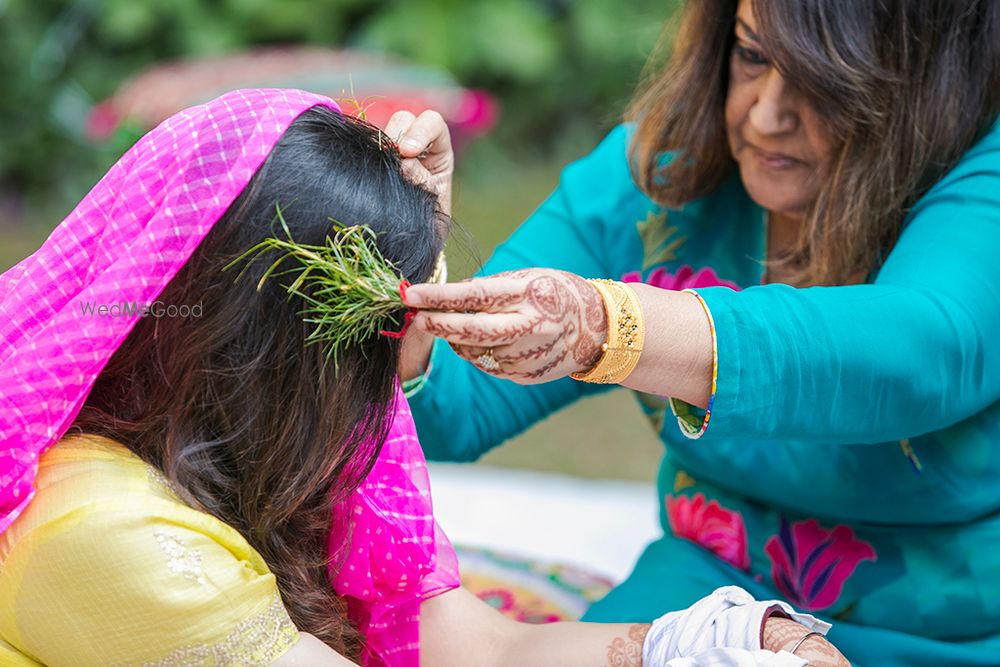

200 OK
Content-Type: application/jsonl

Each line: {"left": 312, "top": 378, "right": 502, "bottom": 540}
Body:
{"left": 405, "top": 272, "right": 714, "bottom": 406}
{"left": 420, "top": 587, "right": 649, "bottom": 667}
{"left": 500, "top": 620, "right": 650, "bottom": 667}
{"left": 620, "top": 284, "right": 714, "bottom": 409}
{"left": 421, "top": 587, "right": 849, "bottom": 667}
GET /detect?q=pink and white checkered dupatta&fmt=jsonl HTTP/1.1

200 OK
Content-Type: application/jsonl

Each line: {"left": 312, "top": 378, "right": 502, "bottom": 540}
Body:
{"left": 0, "top": 88, "right": 458, "bottom": 666}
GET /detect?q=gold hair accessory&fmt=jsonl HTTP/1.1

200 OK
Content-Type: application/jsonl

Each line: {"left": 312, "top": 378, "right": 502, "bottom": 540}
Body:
{"left": 429, "top": 251, "right": 448, "bottom": 285}
{"left": 570, "top": 279, "right": 644, "bottom": 384}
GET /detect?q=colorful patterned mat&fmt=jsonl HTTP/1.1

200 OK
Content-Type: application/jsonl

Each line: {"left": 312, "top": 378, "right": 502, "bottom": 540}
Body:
{"left": 457, "top": 545, "right": 616, "bottom": 623}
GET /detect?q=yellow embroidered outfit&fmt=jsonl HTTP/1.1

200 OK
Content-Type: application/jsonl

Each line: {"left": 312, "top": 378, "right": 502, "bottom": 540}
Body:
{"left": 0, "top": 434, "right": 299, "bottom": 666}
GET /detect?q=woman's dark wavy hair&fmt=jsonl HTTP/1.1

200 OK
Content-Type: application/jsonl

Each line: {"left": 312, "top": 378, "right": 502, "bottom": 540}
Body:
{"left": 628, "top": 0, "right": 1000, "bottom": 285}
{"left": 72, "top": 106, "right": 447, "bottom": 657}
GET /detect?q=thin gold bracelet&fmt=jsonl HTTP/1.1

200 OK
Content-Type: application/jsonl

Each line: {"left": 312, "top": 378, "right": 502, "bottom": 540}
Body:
{"left": 570, "top": 279, "right": 645, "bottom": 384}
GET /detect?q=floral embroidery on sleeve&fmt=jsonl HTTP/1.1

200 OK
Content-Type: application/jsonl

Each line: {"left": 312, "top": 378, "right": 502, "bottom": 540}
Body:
{"left": 665, "top": 493, "right": 750, "bottom": 571}
{"left": 622, "top": 265, "right": 740, "bottom": 291}
{"left": 636, "top": 210, "right": 687, "bottom": 269}
{"left": 765, "top": 516, "right": 877, "bottom": 611}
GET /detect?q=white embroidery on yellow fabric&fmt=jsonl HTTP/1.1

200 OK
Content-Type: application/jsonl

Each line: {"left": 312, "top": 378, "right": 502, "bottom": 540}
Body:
{"left": 112, "top": 591, "right": 298, "bottom": 666}
{"left": 146, "top": 465, "right": 171, "bottom": 491}
{"left": 153, "top": 529, "right": 207, "bottom": 586}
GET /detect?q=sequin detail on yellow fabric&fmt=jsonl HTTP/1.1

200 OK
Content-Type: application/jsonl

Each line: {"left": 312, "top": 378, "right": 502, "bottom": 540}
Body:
{"left": 146, "top": 465, "right": 174, "bottom": 493}
{"left": 111, "top": 591, "right": 298, "bottom": 667}
{"left": 154, "top": 529, "right": 207, "bottom": 585}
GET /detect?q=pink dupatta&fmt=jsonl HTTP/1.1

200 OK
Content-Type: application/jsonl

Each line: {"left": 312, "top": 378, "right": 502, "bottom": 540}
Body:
{"left": 0, "top": 88, "right": 458, "bottom": 666}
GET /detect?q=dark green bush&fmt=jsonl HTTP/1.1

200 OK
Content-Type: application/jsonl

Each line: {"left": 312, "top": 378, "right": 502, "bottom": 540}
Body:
{"left": 0, "top": 0, "right": 678, "bottom": 213}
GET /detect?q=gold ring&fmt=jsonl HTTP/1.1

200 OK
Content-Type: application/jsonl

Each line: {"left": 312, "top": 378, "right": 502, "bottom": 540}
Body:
{"left": 475, "top": 348, "right": 501, "bottom": 372}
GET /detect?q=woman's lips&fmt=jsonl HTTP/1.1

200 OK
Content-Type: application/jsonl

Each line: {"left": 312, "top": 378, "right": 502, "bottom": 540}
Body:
{"left": 749, "top": 145, "right": 802, "bottom": 170}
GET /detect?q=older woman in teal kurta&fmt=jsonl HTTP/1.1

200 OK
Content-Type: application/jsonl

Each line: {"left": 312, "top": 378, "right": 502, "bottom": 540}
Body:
{"left": 404, "top": 115, "right": 1000, "bottom": 665}
{"left": 389, "top": 0, "right": 1000, "bottom": 664}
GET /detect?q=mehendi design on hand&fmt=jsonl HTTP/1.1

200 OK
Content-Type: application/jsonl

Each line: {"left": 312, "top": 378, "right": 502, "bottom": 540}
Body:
{"left": 763, "top": 617, "right": 850, "bottom": 667}
{"left": 762, "top": 616, "right": 805, "bottom": 651}
{"left": 419, "top": 269, "right": 610, "bottom": 381}
{"left": 575, "top": 275, "right": 607, "bottom": 332}
{"left": 493, "top": 330, "right": 567, "bottom": 364}
{"left": 525, "top": 275, "right": 571, "bottom": 321}
{"left": 606, "top": 624, "right": 649, "bottom": 667}
{"left": 424, "top": 289, "right": 525, "bottom": 313}
{"left": 567, "top": 276, "right": 607, "bottom": 368}
{"left": 517, "top": 347, "right": 570, "bottom": 380}
{"left": 422, "top": 314, "right": 541, "bottom": 345}
{"left": 449, "top": 343, "right": 487, "bottom": 364}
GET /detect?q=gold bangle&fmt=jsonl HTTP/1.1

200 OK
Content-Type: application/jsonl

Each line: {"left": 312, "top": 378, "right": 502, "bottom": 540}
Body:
{"left": 570, "top": 279, "right": 644, "bottom": 384}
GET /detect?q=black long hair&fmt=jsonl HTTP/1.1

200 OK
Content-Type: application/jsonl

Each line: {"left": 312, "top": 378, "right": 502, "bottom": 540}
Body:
{"left": 74, "top": 106, "right": 448, "bottom": 656}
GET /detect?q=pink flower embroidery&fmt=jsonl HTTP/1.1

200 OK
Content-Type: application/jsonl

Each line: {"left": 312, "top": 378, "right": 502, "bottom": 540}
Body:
{"left": 765, "top": 517, "right": 877, "bottom": 611}
{"left": 666, "top": 493, "right": 750, "bottom": 571}
{"left": 622, "top": 265, "right": 740, "bottom": 291}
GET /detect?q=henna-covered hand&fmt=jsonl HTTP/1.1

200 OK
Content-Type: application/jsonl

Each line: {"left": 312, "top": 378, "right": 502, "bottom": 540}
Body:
{"left": 606, "top": 624, "right": 648, "bottom": 667}
{"left": 762, "top": 616, "right": 851, "bottom": 667}
{"left": 404, "top": 268, "right": 608, "bottom": 384}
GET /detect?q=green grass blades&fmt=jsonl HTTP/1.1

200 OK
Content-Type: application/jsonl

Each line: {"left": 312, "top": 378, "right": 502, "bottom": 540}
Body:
{"left": 225, "top": 204, "right": 406, "bottom": 371}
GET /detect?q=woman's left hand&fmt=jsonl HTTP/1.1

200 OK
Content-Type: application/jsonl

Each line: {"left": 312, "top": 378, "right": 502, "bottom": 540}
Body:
{"left": 405, "top": 268, "right": 608, "bottom": 384}
{"left": 385, "top": 109, "right": 454, "bottom": 216}
{"left": 763, "top": 616, "right": 851, "bottom": 666}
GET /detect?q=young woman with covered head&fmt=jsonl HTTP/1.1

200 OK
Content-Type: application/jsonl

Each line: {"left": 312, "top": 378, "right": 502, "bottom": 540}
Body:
{"left": 0, "top": 89, "right": 843, "bottom": 666}
{"left": 396, "top": 0, "right": 1000, "bottom": 665}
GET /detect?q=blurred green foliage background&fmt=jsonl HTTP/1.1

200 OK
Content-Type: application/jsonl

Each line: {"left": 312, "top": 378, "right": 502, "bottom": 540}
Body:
{"left": 0, "top": 0, "right": 682, "bottom": 479}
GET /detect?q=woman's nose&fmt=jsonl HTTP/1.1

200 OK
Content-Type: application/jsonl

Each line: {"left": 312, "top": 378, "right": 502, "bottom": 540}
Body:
{"left": 747, "top": 69, "right": 799, "bottom": 137}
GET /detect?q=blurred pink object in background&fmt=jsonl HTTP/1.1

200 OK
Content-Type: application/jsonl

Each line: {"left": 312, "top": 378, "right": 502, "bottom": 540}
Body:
{"left": 86, "top": 47, "right": 498, "bottom": 153}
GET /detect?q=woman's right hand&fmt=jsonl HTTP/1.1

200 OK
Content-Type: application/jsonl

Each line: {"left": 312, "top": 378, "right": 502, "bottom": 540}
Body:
{"left": 385, "top": 109, "right": 454, "bottom": 216}
{"left": 405, "top": 268, "right": 609, "bottom": 385}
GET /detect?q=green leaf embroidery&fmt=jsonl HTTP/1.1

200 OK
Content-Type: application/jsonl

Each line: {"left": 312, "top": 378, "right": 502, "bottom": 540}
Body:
{"left": 637, "top": 210, "right": 687, "bottom": 270}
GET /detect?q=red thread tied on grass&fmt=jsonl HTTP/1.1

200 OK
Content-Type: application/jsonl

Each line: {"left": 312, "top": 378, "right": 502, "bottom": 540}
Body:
{"left": 380, "top": 279, "right": 416, "bottom": 338}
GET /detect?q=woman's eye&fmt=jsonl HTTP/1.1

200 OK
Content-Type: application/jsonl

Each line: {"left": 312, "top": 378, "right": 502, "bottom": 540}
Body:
{"left": 735, "top": 44, "right": 769, "bottom": 67}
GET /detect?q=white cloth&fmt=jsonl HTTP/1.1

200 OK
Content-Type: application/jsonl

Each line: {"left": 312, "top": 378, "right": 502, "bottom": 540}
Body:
{"left": 663, "top": 648, "right": 808, "bottom": 667}
{"left": 644, "top": 586, "right": 833, "bottom": 667}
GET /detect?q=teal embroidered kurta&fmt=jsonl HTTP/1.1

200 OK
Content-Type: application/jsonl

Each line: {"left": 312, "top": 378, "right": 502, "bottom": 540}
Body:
{"left": 408, "top": 118, "right": 1000, "bottom": 667}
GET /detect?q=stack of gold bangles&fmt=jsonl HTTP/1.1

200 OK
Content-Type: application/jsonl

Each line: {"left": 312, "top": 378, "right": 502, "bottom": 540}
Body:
{"left": 570, "top": 279, "right": 645, "bottom": 384}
